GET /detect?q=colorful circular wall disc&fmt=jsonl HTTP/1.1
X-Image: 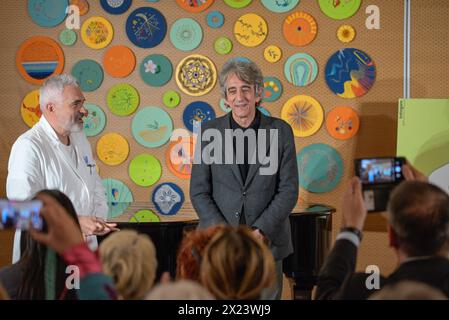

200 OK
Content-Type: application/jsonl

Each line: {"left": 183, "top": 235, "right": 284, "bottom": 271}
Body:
{"left": 176, "top": 0, "right": 214, "bottom": 13}
{"left": 132, "top": 107, "right": 173, "bottom": 148}
{"left": 283, "top": 11, "right": 317, "bottom": 47}
{"left": 214, "top": 36, "right": 233, "bottom": 55}
{"left": 106, "top": 83, "right": 139, "bottom": 116}
{"left": 16, "top": 36, "right": 64, "bottom": 85}
{"left": 130, "top": 209, "right": 160, "bottom": 222}
{"left": 337, "top": 25, "right": 356, "bottom": 43}
{"left": 170, "top": 18, "right": 203, "bottom": 51}
{"left": 258, "top": 106, "right": 271, "bottom": 117}
{"left": 261, "top": 0, "right": 300, "bottom": 13}
{"left": 176, "top": 54, "right": 217, "bottom": 96}
{"left": 224, "top": 0, "right": 252, "bottom": 8}
{"left": 103, "top": 45, "right": 136, "bottom": 78}
{"left": 206, "top": 11, "right": 224, "bottom": 28}
{"left": 97, "top": 132, "right": 129, "bottom": 166}
{"left": 296, "top": 143, "right": 343, "bottom": 193}
{"left": 71, "top": 59, "right": 104, "bottom": 92}
{"left": 325, "top": 48, "right": 376, "bottom": 98}
{"left": 28, "top": 0, "right": 68, "bottom": 28}
{"left": 128, "top": 154, "right": 162, "bottom": 187}
{"left": 183, "top": 101, "right": 216, "bottom": 132}
{"left": 234, "top": 13, "right": 268, "bottom": 47}
{"left": 264, "top": 45, "right": 282, "bottom": 63}
{"left": 281, "top": 95, "right": 324, "bottom": 137}
{"left": 59, "top": 29, "right": 77, "bottom": 46}
{"left": 152, "top": 183, "right": 184, "bottom": 216}
{"left": 81, "top": 16, "right": 114, "bottom": 49}
{"left": 263, "top": 76, "right": 283, "bottom": 102}
{"left": 284, "top": 53, "right": 318, "bottom": 87}
{"left": 162, "top": 90, "right": 181, "bottom": 108}
{"left": 319, "top": 0, "right": 361, "bottom": 20}
{"left": 325, "top": 106, "right": 360, "bottom": 140}
{"left": 21, "top": 90, "right": 41, "bottom": 128}
{"left": 166, "top": 137, "right": 195, "bottom": 179}
{"left": 219, "top": 98, "right": 231, "bottom": 113}
{"left": 70, "top": 0, "right": 89, "bottom": 15}
{"left": 102, "top": 178, "right": 133, "bottom": 219}
{"left": 140, "top": 54, "right": 173, "bottom": 87}
{"left": 100, "top": 0, "right": 132, "bottom": 15}
{"left": 126, "top": 7, "right": 167, "bottom": 48}
{"left": 83, "top": 103, "right": 106, "bottom": 137}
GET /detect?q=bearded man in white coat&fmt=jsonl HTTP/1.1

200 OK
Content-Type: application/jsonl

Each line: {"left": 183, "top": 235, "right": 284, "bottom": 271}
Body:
{"left": 7, "top": 74, "right": 117, "bottom": 262}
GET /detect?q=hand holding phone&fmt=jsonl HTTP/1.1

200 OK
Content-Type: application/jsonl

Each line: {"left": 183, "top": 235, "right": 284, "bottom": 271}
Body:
{"left": 355, "top": 157, "right": 406, "bottom": 186}
{"left": 0, "top": 200, "right": 43, "bottom": 230}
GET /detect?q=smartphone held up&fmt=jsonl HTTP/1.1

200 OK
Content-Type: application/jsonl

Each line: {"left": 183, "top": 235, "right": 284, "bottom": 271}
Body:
{"left": 0, "top": 199, "right": 43, "bottom": 230}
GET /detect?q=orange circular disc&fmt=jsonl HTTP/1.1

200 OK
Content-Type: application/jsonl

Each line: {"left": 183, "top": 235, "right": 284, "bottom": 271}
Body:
{"left": 16, "top": 36, "right": 65, "bottom": 85}
{"left": 166, "top": 137, "right": 196, "bottom": 179}
{"left": 103, "top": 45, "right": 136, "bottom": 78}
{"left": 283, "top": 11, "right": 317, "bottom": 47}
{"left": 176, "top": 0, "right": 214, "bottom": 13}
{"left": 325, "top": 106, "right": 360, "bottom": 140}
{"left": 70, "top": 0, "right": 89, "bottom": 15}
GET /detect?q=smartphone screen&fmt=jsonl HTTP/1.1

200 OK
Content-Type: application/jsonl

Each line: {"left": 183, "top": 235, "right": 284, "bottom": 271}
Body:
{"left": 0, "top": 200, "right": 43, "bottom": 230}
{"left": 355, "top": 157, "right": 405, "bottom": 185}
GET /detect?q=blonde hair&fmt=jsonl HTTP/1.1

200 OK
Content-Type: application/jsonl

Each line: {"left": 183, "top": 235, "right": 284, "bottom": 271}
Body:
{"left": 99, "top": 230, "right": 157, "bottom": 300}
{"left": 146, "top": 280, "right": 215, "bottom": 300}
{"left": 200, "top": 226, "right": 275, "bottom": 300}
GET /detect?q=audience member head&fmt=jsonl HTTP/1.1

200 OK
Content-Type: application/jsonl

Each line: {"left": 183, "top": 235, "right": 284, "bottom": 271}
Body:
{"left": 146, "top": 280, "right": 214, "bottom": 300}
{"left": 99, "top": 229, "right": 157, "bottom": 300}
{"left": 387, "top": 181, "right": 449, "bottom": 258}
{"left": 176, "top": 225, "right": 225, "bottom": 281}
{"left": 200, "top": 226, "right": 275, "bottom": 299}
{"left": 369, "top": 281, "right": 448, "bottom": 300}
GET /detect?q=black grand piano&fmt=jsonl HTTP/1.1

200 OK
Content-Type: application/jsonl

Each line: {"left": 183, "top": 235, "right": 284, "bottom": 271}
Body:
{"left": 100, "top": 203, "right": 334, "bottom": 300}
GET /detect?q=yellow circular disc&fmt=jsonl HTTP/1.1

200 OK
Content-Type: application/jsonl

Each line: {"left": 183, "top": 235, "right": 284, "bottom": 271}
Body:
{"left": 175, "top": 54, "right": 217, "bottom": 96}
{"left": 21, "top": 90, "right": 41, "bottom": 128}
{"left": 337, "top": 25, "right": 356, "bottom": 43}
{"left": 264, "top": 45, "right": 282, "bottom": 63}
{"left": 96, "top": 132, "right": 129, "bottom": 166}
{"left": 234, "top": 13, "right": 268, "bottom": 47}
{"left": 81, "top": 16, "right": 113, "bottom": 49}
{"left": 281, "top": 95, "right": 324, "bottom": 137}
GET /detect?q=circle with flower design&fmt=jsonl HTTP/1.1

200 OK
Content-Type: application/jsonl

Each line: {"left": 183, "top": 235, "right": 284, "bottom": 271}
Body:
{"left": 170, "top": 18, "right": 203, "bottom": 51}
{"left": 132, "top": 107, "right": 174, "bottom": 148}
{"left": 183, "top": 101, "right": 216, "bottom": 132}
{"left": 152, "top": 183, "right": 184, "bottom": 216}
{"left": 175, "top": 54, "right": 217, "bottom": 96}
{"left": 81, "top": 16, "right": 114, "bottom": 49}
{"left": 140, "top": 54, "right": 173, "bottom": 87}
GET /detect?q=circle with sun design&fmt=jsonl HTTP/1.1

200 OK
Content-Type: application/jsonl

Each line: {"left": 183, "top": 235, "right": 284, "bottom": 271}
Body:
{"left": 337, "top": 25, "right": 356, "bottom": 43}
{"left": 175, "top": 54, "right": 217, "bottom": 96}
{"left": 283, "top": 11, "right": 317, "bottom": 47}
{"left": 281, "top": 95, "right": 324, "bottom": 137}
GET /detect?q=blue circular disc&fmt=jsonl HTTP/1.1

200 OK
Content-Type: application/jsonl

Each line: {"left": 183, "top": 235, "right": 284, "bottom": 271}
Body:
{"left": 183, "top": 101, "right": 216, "bottom": 132}
{"left": 261, "top": 0, "right": 300, "bottom": 13}
{"left": 170, "top": 18, "right": 203, "bottom": 52}
{"left": 263, "top": 76, "right": 283, "bottom": 102}
{"left": 28, "top": 0, "right": 68, "bottom": 28}
{"left": 140, "top": 54, "right": 173, "bottom": 87}
{"left": 102, "top": 178, "right": 133, "bottom": 219}
{"left": 71, "top": 59, "right": 104, "bottom": 92}
{"left": 126, "top": 7, "right": 167, "bottom": 48}
{"left": 132, "top": 107, "right": 173, "bottom": 148}
{"left": 100, "top": 0, "right": 132, "bottom": 15}
{"left": 257, "top": 106, "right": 271, "bottom": 117}
{"left": 296, "top": 143, "right": 343, "bottom": 193}
{"left": 206, "top": 11, "right": 224, "bottom": 28}
{"left": 152, "top": 182, "right": 184, "bottom": 216}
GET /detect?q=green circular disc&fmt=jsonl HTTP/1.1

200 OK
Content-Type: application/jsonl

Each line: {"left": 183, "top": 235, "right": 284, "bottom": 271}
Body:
{"left": 163, "top": 90, "right": 181, "bottom": 108}
{"left": 129, "top": 209, "right": 160, "bottom": 222}
{"left": 214, "top": 36, "right": 233, "bottom": 55}
{"left": 219, "top": 98, "right": 231, "bottom": 113}
{"left": 131, "top": 107, "right": 174, "bottom": 148}
{"left": 140, "top": 54, "right": 173, "bottom": 87}
{"left": 170, "top": 18, "right": 203, "bottom": 52}
{"left": 59, "top": 28, "right": 77, "bottom": 46}
{"left": 318, "top": 0, "right": 361, "bottom": 20}
{"left": 71, "top": 59, "right": 104, "bottom": 92}
{"left": 224, "top": 0, "right": 252, "bottom": 8}
{"left": 82, "top": 103, "right": 106, "bottom": 137}
{"left": 106, "top": 83, "right": 140, "bottom": 116}
{"left": 128, "top": 154, "right": 162, "bottom": 187}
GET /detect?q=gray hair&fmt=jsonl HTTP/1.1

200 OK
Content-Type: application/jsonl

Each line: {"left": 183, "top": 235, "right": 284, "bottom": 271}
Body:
{"left": 39, "top": 74, "right": 80, "bottom": 112}
{"left": 218, "top": 59, "right": 264, "bottom": 99}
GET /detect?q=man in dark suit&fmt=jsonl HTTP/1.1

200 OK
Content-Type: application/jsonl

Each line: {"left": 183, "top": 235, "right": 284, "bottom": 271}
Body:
{"left": 190, "top": 59, "right": 299, "bottom": 299}
{"left": 316, "top": 164, "right": 449, "bottom": 299}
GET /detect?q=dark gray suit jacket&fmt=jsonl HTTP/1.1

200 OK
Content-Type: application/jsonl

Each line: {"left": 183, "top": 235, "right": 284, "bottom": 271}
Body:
{"left": 190, "top": 113, "right": 299, "bottom": 260}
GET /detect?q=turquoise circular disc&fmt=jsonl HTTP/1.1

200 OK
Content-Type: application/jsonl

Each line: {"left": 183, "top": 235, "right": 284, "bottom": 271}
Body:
{"left": 28, "top": 0, "right": 68, "bottom": 28}
{"left": 284, "top": 53, "right": 318, "bottom": 87}
{"left": 71, "top": 59, "right": 104, "bottom": 92}
{"left": 102, "top": 178, "right": 133, "bottom": 219}
{"left": 59, "top": 29, "right": 77, "bottom": 46}
{"left": 219, "top": 98, "right": 231, "bottom": 113}
{"left": 83, "top": 103, "right": 106, "bottom": 137}
{"left": 132, "top": 107, "right": 173, "bottom": 148}
{"left": 257, "top": 106, "right": 271, "bottom": 117}
{"left": 140, "top": 54, "right": 173, "bottom": 87}
{"left": 206, "top": 11, "right": 224, "bottom": 28}
{"left": 296, "top": 143, "right": 343, "bottom": 193}
{"left": 261, "top": 0, "right": 300, "bottom": 13}
{"left": 170, "top": 18, "right": 203, "bottom": 51}
{"left": 263, "top": 76, "right": 283, "bottom": 102}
